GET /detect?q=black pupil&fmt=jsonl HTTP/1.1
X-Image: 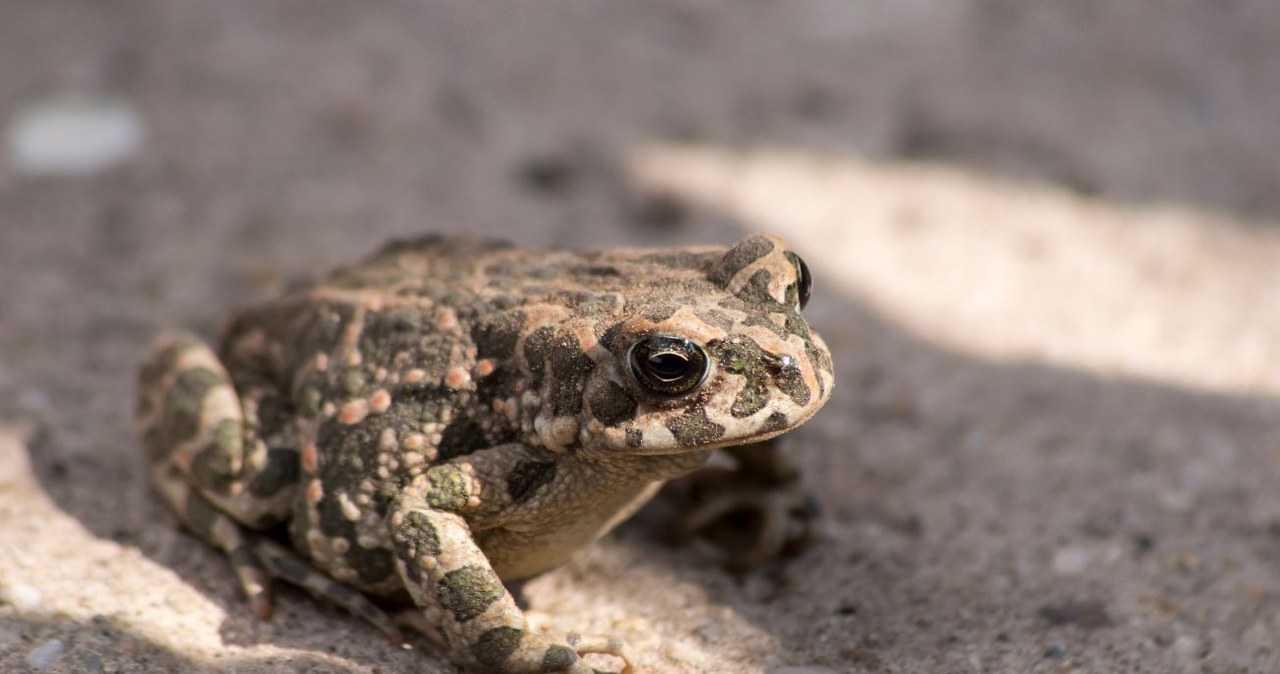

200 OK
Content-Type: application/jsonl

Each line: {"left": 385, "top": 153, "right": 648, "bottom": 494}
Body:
{"left": 793, "top": 254, "right": 813, "bottom": 310}
{"left": 628, "top": 336, "right": 708, "bottom": 396}
{"left": 646, "top": 352, "right": 689, "bottom": 380}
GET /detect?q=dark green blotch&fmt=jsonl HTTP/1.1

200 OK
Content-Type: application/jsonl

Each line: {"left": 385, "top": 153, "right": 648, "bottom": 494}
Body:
{"left": 473, "top": 626, "right": 524, "bottom": 668}
{"left": 714, "top": 335, "right": 812, "bottom": 408}
{"left": 735, "top": 269, "right": 776, "bottom": 306}
{"left": 625, "top": 428, "right": 643, "bottom": 448}
{"left": 398, "top": 511, "right": 442, "bottom": 557}
{"left": 709, "top": 235, "right": 775, "bottom": 286}
{"left": 541, "top": 644, "right": 577, "bottom": 671}
{"left": 506, "top": 460, "right": 557, "bottom": 504}
{"left": 762, "top": 411, "right": 788, "bottom": 433}
{"left": 437, "top": 565, "right": 504, "bottom": 623}
{"left": 641, "top": 302, "right": 678, "bottom": 323}
{"left": 784, "top": 313, "right": 811, "bottom": 340}
{"left": 731, "top": 382, "right": 769, "bottom": 418}
{"left": 695, "top": 308, "right": 735, "bottom": 332}
{"left": 426, "top": 465, "right": 471, "bottom": 510}
{"left": 776, "top": 369, "right": 811, "bottom": 407}
{"left": 807, "top": 342, "right": 834, "bottom": 398}
{"left": 741, "top": 313, "right": 787, "bottom": 339}
{"left": 588, "top": 380, "right": 636, "bottom": 427}
{"left": 189, "top": 432, "right": 240, "bottom": 496}
{"left": 710, "top": 338, "right": 750, "bottom": 375}
{"left": 161, "top": 367, "right": 225, "bottom": 444}
{"left": 666, "top": 407, "right": 725, "bottom": 447}
{"left": 708, "top": 335, "right": 773, "bottom": 408}
{"left": 212, "top": 416, "right": 240, "bottom": 453}
{"left": 595, "top": 322, "right": 626, "bottom": 353}
{"left": 395, "top": 511, "right": 441, "bottom": 583}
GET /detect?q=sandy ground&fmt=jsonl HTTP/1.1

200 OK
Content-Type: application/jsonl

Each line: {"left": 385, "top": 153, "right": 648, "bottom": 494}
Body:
{"left": 3, "top": 2, "right": 1280, "bottom": 673}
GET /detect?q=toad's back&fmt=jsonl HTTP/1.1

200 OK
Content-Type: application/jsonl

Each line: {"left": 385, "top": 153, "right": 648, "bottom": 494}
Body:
{"left": 317, "top": 234, "right": 729, "bottom": 305}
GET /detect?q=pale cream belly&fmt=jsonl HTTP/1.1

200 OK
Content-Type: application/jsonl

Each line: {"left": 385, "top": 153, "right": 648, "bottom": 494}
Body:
{"left": 477, "top": 480, "right": 666, "bottom": 580}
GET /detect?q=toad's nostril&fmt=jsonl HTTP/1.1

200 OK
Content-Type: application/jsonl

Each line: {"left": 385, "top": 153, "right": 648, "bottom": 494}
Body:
{"left": 764, "top": 353, "right": 799, "bottom": 375}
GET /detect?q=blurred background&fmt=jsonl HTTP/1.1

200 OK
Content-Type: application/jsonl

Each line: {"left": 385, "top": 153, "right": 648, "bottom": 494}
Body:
{"left": 2, "top": 2, "right": 1279, "bottom": 673}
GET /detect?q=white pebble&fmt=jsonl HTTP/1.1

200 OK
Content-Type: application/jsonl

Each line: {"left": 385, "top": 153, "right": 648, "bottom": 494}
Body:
{"left": 5, "top": 93, "right": 145, "bottom": 176}
{"left": 1173, "top": 634, "right": 1205, "bottom": 659}
{"left": 1051, "top": 546, "right": 1091, "bottom": 575}
{"left": 26, "top": 639, "right": 64, "bottom": 669}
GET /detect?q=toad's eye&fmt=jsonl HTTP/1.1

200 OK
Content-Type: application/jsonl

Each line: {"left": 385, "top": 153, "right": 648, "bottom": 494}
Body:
{"left": 626, "top": 336, "right": 709, "bottom": 396}
{"left": 785, "top": 251, "right": 813, "bottom": 310}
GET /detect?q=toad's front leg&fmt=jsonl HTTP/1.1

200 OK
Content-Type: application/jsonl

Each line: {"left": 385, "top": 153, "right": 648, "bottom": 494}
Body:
{"left": 390, "top": 457, "right": 634, "bottom": 674}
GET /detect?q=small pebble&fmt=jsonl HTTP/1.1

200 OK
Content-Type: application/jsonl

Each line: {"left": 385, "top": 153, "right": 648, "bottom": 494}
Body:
{"left": 1051, "top": 546, "right": 1091, "bottom": 575}
{"left": 5, "top": 93, "right": 144, "bottom": 176}
{"left": 1173, "top": 634, "right": 1206, "bottom": 659}
{"left": 26, "top": 639, "right": 65, "bottom": 669}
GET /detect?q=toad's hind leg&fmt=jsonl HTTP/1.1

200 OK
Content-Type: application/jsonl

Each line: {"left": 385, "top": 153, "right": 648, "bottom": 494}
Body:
{"left": 250, "top": 537, "right": 405, "bottom": 643}
{"left": 152, "top": 458, "right": 404, "bottom": 640}
{"left": 137, "top": 332, "right": 301, "bottom": 610}
{"left": 151, "top": 462, "right": 276, "bottom": 616}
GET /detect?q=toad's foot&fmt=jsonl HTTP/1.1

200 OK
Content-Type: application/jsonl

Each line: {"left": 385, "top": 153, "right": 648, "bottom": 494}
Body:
{"left": 567, "top": 633, "right": 636, "bottom": 674}
{"left": 394, "top": 609, "right": 635, "bottom": 674}
{"left": 669, "top": 466, "right": 821, "bottom": 570}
